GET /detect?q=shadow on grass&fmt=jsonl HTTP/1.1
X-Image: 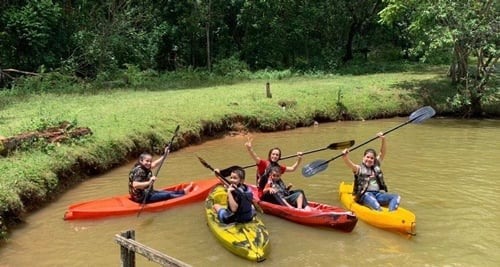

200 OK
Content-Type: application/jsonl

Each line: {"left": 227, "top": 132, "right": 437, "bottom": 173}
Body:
{"left": 388, "top": 75, "right": 454, "bottom": 109}
{"left": 336, "top": 60, "right": 448, "bottom": 76}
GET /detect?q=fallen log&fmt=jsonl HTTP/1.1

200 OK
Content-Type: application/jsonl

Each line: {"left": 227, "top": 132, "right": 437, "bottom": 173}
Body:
{"left": 0, "top": 121, "right": 92, "bottom": 156}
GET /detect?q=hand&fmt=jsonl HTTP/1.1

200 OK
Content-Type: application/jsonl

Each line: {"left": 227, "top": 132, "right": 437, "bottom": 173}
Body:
{"left": 150, "top": 176, "right": 157, "bottom": 183}
{"left": 342, "top": 148, "right": 349, "bottom": 156}
{"left": 297, "top": 152, "right": 303, "bottom": 158}
{"left": 377, "top": 132, "right": 385, "bottom": 139}
{"left": 163, "top": 146, "right": 170, "bottom": 155}
{"left": 245, "top": 136, "right": 253, "bottom": 149}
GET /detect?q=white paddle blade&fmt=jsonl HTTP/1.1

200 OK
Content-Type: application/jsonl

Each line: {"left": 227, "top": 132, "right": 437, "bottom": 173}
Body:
{"left": 302, "top": 160, "right": 329, "bottom": 177}
{"left": 409, "top": 106, "right": 436, "bottom": 123}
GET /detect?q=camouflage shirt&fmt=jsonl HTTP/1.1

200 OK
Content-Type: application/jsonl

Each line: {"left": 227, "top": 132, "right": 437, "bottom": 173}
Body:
{"left": 128, "top": 164, "right": 152, "bottom": 202}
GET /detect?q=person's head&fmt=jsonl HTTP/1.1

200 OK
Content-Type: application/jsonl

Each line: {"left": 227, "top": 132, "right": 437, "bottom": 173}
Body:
{"left": 267, "top": 147, "right": 282, "bottom": 162}
{"left": 269, "top": 166, "right": 282, "bottom": 182}
{"left": 138, "top": 152, "right": 154, "bottom": 169}
{"left": 362, "top": 148, "right": 377, "bottom": 167}
{"left": 229, "top": 168, "right": 245, "bottom": 185}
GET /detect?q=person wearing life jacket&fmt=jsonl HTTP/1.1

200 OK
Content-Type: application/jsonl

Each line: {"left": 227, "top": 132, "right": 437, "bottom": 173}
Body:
{"left": 341, "top": 132, "right": 401, "bottom": 211}
{"left": 244, "top": 136, "right": 303, "bottom": 198}
{"left": 128, "top": 147, "right": 193, "bottom": 204}
{"left": 213, "top": 168, "right": 255, "bottom": 223}
{"left": 262, "top": 166, "right": 311, "bottom": 210}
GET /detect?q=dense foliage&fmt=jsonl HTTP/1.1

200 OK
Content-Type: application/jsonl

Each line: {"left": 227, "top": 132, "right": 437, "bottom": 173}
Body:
{"left": 0, "top": 1, "right": 394, "bottom": 75}
{"left": 380, "top": 0, "right": 499, "bottom": 117}
{"left": 0, "top": 0, "right": 498, "bottom": 116}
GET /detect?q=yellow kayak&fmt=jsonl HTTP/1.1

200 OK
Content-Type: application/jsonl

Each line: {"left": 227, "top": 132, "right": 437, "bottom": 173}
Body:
{"left": 205, "top": 184, "right": 270, "bottom": 262}
{"left": 338, "top": 182, "right": 416, "bottom": 236}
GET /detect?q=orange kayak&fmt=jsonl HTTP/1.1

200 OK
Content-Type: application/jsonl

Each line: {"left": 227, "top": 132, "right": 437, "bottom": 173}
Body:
{"left": 63, "top": 178, "right": 219, "bottom": 220}
{"left": 249, "top": 185, "right": 358, "bottom": 232}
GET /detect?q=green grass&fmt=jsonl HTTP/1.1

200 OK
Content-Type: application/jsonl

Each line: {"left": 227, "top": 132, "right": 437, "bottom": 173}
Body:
{"left": 0, "top": 66, "right": 486, "bottom": 239}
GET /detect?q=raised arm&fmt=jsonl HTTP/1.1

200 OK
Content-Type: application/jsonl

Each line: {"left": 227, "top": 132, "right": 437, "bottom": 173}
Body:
{"left": 377, "top": 132, "right": 386, "bottom": 162}
{"left": 342, "top": 149, "right": 359, "bottom": 174}
{"left": 151, "top": 146, "right": 169, "bottom": 169}
{"left": 285, "top": 152, "right": 303, "bottom": 172}
{"left": 245, "top": 137, "right": 261, "bottom": 164}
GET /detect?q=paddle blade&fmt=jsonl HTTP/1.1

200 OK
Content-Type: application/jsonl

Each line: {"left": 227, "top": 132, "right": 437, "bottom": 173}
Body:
{"left": 302, "top": 160, "right": 329, "bottom": 177}
{"left": 219, "top": 165, "right": 243, "bottom": 178}
{"left": 409, "top": 106, "right": 436, "bottom": 123}
{"left": 172, "top": 125, "right": 180, "bottom": 136}
{"left": 327, "top": 140, "right": 355, "bottom": 150}
{"left": 196, "top": 155, "right": 214, "bottom": 171}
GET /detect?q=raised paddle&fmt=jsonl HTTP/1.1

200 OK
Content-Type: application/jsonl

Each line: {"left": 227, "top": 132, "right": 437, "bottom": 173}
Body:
{"left": 196, "top": 155, "right": 264, "bottom": 214}
{"left": 301, "top": 106, "right": 436, "bottom": 177}
{"left": 218, "top": 140, "right": 355, "bottom": 177}
{"left": 137, "top": 125, "right": 180, "bottom": 217}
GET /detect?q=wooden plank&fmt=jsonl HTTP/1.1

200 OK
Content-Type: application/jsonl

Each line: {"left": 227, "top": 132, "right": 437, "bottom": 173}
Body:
{"left": 120, "top": 230, "right": 135, "bottom": 267}
{"left": 115, "top": 233, "right": 191, "bottom": 267}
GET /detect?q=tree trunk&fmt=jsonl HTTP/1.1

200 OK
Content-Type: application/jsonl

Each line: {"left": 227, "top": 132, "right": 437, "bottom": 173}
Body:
{"left": 342, "top": 22, "right": 357, "bottom": 63}
{"left": 206, "top": 0, "right": 212, "bottom": 72}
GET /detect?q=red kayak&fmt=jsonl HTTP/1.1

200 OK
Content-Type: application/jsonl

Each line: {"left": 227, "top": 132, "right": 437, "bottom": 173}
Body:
{"left": 64, "top": 178, "right": 219, "bottom": 220}
{"left": 249, "top": 185, "right": 358, "bottom": 232}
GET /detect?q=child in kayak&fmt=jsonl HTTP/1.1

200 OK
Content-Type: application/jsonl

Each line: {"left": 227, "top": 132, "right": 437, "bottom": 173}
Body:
{"left": 262, "top": 166, "right": 310, "bottom": 210}
{"left": 245, "top": 137, "right": 303, "bottom": 198}
{"left": 341, "top": 132, "right": 401, "bottom": 211}
{"left": 213, "top": 168, "right": 255, "bottom": 223}
{"left": 128, "top": 147, "right": 193, "bottom": 204}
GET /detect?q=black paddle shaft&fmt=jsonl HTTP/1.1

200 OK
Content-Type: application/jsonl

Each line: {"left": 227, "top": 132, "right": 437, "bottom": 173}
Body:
{"left": 137, "top": 125, "right": 180, "bottom": 217}
{"left": 196, "top": 155, "right": 264, "bottom": 213}
{"left": 302, "top": 106, "right": 436, "bottom": 177}
{"left": 219, "top": 140, "right": 354, "bottom": 177}
{"left": 325, "top": 107, "right": 432, "bottom": 166}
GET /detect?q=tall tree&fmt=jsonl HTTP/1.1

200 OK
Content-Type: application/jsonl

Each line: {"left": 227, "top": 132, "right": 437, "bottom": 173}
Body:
{"left": 341, "top": 0, "right": 384, "bottom": 63}
{"left": 0, "top": 0, "right": 67, "bottom": 71}
{"left": 380, "top": 0, "right": 499, "bottom": 117}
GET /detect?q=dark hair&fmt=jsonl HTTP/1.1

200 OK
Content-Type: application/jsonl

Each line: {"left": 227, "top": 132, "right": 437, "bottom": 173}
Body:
{"left": 364, "top": 148, "right": 377, "bottom": 158}
{"left": 267, "top": 147, "right": 282, "bottom": 161}
{"left": 135, "top": 152, "right": 153, "bottom": 167}
{"left": 139, "top": 152, "right": 152, "bottom": 161}
{"left": 232, "top": 168, "right": 246, "bottom": 180}
{"left": 269, "top": 166, "right": 282, "bottom": 175}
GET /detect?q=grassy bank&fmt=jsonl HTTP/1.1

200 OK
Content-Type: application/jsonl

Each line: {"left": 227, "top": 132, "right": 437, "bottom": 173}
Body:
{"left": 0, "top": 67, "right": 488, "bottom": 238}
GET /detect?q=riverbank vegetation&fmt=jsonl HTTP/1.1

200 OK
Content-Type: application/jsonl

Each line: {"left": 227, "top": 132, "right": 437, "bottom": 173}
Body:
{"left": 0, "top": 64, "right": 497, "bottom": 239}
{"left": 0, "top": 0, "right": 498, "bottom": 239}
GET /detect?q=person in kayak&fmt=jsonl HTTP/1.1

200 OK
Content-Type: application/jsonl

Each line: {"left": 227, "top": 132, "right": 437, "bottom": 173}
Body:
{"left": 341, "top": 132, "right": 401, "bottom": 211}
{"left": 213, "top": 168, "right": 255, "bottom": 223}
{"left": 245, "top": 137, "right": 303, "bottom": 198}
{"left": 128, "top": 148, "right": 193, "bottom": 204}
{"left": 261, "top": 166, "right": 311, "bottom": 210}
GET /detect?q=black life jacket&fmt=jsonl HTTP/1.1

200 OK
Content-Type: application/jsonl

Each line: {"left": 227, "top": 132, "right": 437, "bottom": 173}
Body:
{"left": 231, "top": 184, "right": 255, "bottom": 223}
{"left": 353, "top": 162, "right": 387, "bottom": 202}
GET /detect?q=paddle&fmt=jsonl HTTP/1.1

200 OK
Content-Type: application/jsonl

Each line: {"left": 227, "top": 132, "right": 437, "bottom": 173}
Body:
{"left": 301, "top": 106, "right": 436, "bottom": 177}
{"left": 218, "top": 140, "right": 355, "bottom": 177}
{"left": 137, "top": 125, "right": 180, "bottom": 217}
{"left": 196, "top": 155, "right": 264, "bottom": 214}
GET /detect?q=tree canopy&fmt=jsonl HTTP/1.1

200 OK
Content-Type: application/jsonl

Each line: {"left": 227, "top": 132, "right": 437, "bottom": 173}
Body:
{"left": 0, "top": 0, "right": 498, "bottom": 116}
{"left": 380, "top": 0, "right": 499, "bottom": 116}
